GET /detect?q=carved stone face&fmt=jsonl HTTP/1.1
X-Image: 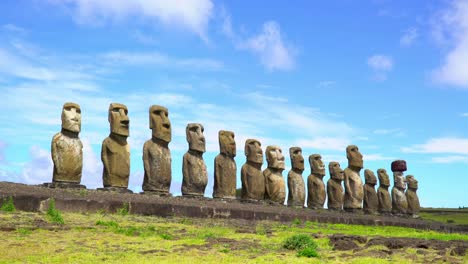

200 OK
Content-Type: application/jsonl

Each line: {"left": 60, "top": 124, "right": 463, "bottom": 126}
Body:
{"left": 186, "top": 123, "right": 205, "bottom": 153}
{"left": 406, "top": 175, "right": 418, "bottom": 190}
{"left": 346, "top": 145, "right": 363, "bottom": 169}
{"left": 289, "top": 147, "right": 304, "bottom": 171}
{"left": 149, "top": 105, "right": 171, "bottom": 143}
{"left": 377, "top": 168, "right": 390, "bottom": 187}
{"left": 108, "top": 103, "right": 129, "bottom": 136}
{"left": 266, "top": 145, "right": 285, "bottom": 170}
{"left": 309, "top": 154, "right": 325, "bottom": 176}
{"left": 364, "top": 169, "right": 377, "bottom": 185}
{"left": 219, "top": 130, "right": 236, "bottom": 157}
{"left": 394, "top": 171, "right": 406, "bottom": 189}
{"left": 329, "top": 161, "right": 344, "bottom": 181}
{"left": 245, "top": 139, "right": 263, "bottom": 164}
{"left": 61, "top": 102, "right": 81, "bottom": 133}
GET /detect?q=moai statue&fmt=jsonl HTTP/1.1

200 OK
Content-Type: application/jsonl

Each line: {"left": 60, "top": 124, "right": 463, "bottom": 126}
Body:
{"left": 48, "top": 102, "right": 85, "bottom": 189}
{"left": 343, "top": 145, "right": 364, "bottom": 212}
{"left": 101, "top": 103, "right": 131, "bottom": 193}
{"left": 213, "top": 130, "right": 237, "bottom": 199}
{"left": 363, "top": 169, "right": 378, "bottom": 214}
{"left": 327, "top": 162, "right": 344, "bottom": 210}
{"left": 391, "top": 160, "right": 408, "bottom": 215}
{"left": 377, "top": 168, "right": 392, "bottom": 214}
{"left": 182, "top": 123, "right": 208, "bottom": 197}
{"left": 142, "top": 105, "right": 172, "bottom": 196}
{"left": 264, "top": 146, "right": 286, "bottom": 204}
{"left": 287, "top": 147, "right": 306, "bottom": 207}
{"left": 406, "top": 175, "right": 420, "bottom": 218}
{"left": 307, "top": 154, "right": 326, "bottom": 209}
{"left": 241, "top": 139, "right": 264, "bottom": 201}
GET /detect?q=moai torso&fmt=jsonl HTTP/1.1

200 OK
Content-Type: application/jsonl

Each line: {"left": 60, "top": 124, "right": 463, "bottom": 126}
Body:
{"left": 363, "top": 169, "right": 378, "bottom": 214}
{"left": 264, "top": 168, "right": 286, "bottom": 204}
{"left": 406, "top": 175, "right": 420, "bottom": 217}
{"left": 327, "top": 161, "right": 344, "bottom": 210}
{"left": 241, "top": 162, "right": 264, "bottom": 200}
{"left": 287, "top": 147, "right": 305, "bottom": 207}
{"left": 343, "top": 145, "right": 364, "bottom": 211}
{"left": 307, "top": 154, "right": 326, "bottom": 209}
{"left": 213, "top": 130, "right": 237, "bottom": 199}
{"left": 182, "top": 151, "right": 208, "bottom": 196}
{"left": 377, "top": 168, "right": 392, "bottom": 214}
{"left": 391, "top": 160, "right": 408, "bottom": 215}
{"left": 102, "top": 135, "right": 130, "bottom": 188}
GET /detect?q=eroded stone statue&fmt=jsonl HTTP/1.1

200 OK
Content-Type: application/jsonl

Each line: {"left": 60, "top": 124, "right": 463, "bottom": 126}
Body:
{"left": 287, "top": 147, "right": 306, "bottom": 207}
{"left": 391, "top": 160, "right": 408, "bottom": 215}
{"left": 326, "top": 162, "right": 344, "bottom": 210}
{"left": 343, "top": 145, "right": 364, "bottom": 212}
{"left": 363, "top": 169, "right": 378, "bottom": 214}
{"left": 101, "top": 103, "right": 131, "bottom": 192}
{"left": 49, "top": 102, "right": 84, "bottom": 188}
{"left": 241, "top": 139, "right": 264, "bottom": 201}
{"left": 264, "top": 146, "right": 286, "bottom": 204}
{"left": 307, "top": 154, "right": 326, "bottom": 209}
{"left": 377, "top": 168, "right": 392, "bottom": 214}
{"left": 142, "top": 105, "right": 172, "bottom": 196}
{"left": 406, "top": 175, "right": 420, "bottom": 218}
{"left": 182, "top": 123, "right": 208, "bottom": 197}
{"left": 213, "top": 130, "right": 237, "bottom": 199}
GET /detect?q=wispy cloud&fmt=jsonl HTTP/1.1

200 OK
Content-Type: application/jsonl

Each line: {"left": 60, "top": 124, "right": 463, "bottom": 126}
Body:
{"left": 402, "top": 137, "right": 468, "bottom": 155}
{"left": 461, "top": 113, "right": 468, "bottom": 117}
{"left": 2, "top": 24, "right": 27, "bottom": 35}
{"left": 367, "top": 54, "right": 393, "bottom": 81}
{"left": 364, "top": 153, "right": 396, "bottom": 161}
{"left": 400, "top": 27, "right": 418, "bottom": 46}
{"left": 432, "top": 155, "right": 468, "bottom": 163}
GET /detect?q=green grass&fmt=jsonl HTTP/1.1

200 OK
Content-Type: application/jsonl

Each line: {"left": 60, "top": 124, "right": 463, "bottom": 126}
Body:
{"left": 420, "top": 212, "right": 468, "bottom": 225}
{"left": 0, "top": 196, "right": 16, "bottom": 212}
{"left": 283, "top": 234, "right": 319, "bottom": 258}
{"left": 46, "top": 198, "right": 64, "bottom": 224}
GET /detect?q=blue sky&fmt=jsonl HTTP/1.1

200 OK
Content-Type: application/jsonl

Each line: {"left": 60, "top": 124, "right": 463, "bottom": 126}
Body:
{"left": 0, "top": 0, "right": 467, "bottom": 208}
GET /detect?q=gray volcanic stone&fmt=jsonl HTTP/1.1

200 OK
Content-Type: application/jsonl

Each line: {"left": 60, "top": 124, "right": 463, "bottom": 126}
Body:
{"left": 213, "top": 130, "right": 237, "bottom": 199}
{"left": 406, "top": 175, "right": 420, "bottom": 218}
{"left": 343, "top": 145, "right": 364, "bottom": 212}
{"left": 287, "top": 147, "right": 306, "bottom": 207}
{"left": 241, "top": 139, "right": 264, "bottom": 201}
{"left": 363, "top": 169, "right": 378, "bottom": 214}
{"left": 307, "top": 154, "right": 326, "bottom": 209}
{"left": 264, "top": 146, "right": 286, "bottom": 204}
{"left": 377, "top": 168, "right": 392, "bottom": 214}
{"left": 327, "top": 161, "right": 344, "bottom": 210}
{"left": 182, "top": 123, "right": 207, "bottom": 197}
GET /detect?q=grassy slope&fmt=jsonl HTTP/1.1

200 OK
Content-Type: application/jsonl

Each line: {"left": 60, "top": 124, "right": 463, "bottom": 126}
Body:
{"left": 0, "top": 210, "right": 467, "bottom": 264}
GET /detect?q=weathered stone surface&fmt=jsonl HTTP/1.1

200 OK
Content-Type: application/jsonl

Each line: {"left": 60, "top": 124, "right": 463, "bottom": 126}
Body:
{"left": 377, "top": 168, "right": 392, "bottom": 214}
{"left": 363, "top": 169, "right": 378, "bottom": 214}
{"left": 392, "top": 171, "right": 408, "bottom": 215}
{"left": 142, "top": 105, "right": 172, "bottom": 195}
{"left": 241, "top": 139, "right": 264, "bottom": 201}
{"left": 102, "top": 103, "right": 130, "bottom": 189}
{"left": 307, "top": 154, "right": 326, "bottom": 209}
{"left": 264, "top": 146, "right": 286, "bottom": 204}
{"left": 391, "top": 160, "right": 407, "bottom": 172}
{"left": 287, "top": 147, "right": 305, "bottom": 207}
{"left": 182, "top": 123, "right": 208, "bottom": 197}
{"left": 213, "top": 130, "right": 237, "bottom": 199}
{"left": 406, "top": 175, "right": 420, "bottom": 218}
{"left": 343, "top": 145, "right": 364, "bottom": 212}
{"left": 51, "top": 102, "right": 83, "bottom": 185}
{"left": 327, "top": 161, "right": 344, "bottom": 210}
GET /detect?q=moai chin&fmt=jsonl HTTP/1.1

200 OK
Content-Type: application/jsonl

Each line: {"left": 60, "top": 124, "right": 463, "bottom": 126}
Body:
{"left": 241, "top": 139, "right": 264, "bottom": 202}
{"left": 287, "top": 147, "right": 306, "bottom": 207}
{"left": 48, "top": 102, "right": 85, "bottom": 189}
{"left": 391, "top": 160, "right": 408, "bottom": 215}
{"left": 263, "top": 145, "right": 286, "bottom": 204}
{"left": 363, "top": 169, "right": 378, "bottom": 214}
{"left": 142, "top": 105, "right": 172, "bottom": 196}
{"left": 327, "top": 161, "right": 344, "bottom": 210}
{"left": 406, "top": 175, "right": 420, "bottom": 218}
{"left": 181, "top": 123, "right": 208, "bottom": 197}
{"left": 100, "top": 103, "right": 131, "bottom": 193}
{"left": 377, "top": 168, "right": 392, "bottom": 214}
{"left": 343, "top": 145, "right": 364, "bottom": 212}
{"left": 307, "top": 154, "right": 326, "bottom": 209}
{"left": 213, "top": 130, "right": 237, "bottom": 199}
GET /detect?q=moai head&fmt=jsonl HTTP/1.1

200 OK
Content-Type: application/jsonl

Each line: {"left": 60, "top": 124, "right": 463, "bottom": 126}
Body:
{"left": 406, "top": 175, "right": 418, "bottom": 190}
{"left": 364, "top": 169, "right": 377, "bottom": 185}
{"left": 219, "top": 130, "right": 236, "bottom": 157}
{"left": 391, "top": 160, "right": 407, "bottom": 172}
{"left": 346, "top": 145, "right": 363, "bottom": 169}
{"left": 245, "top": 139, "right": 263, "bottom": 164}
{"left": 61, "top": 102, "right": 81, "bottom": 133}
{"left": 394, "top": 172, "right": 407, "bottom": 189}
{"left": 329, "top": 161, "right": 344, "bottom": 181}
{"left": 289, "top": 147, "right": 304, "bottom": 172}
{"left": 108, "top": 103, "right": 129, "bottom": 137}
{"left": 266, "top": 145, "right": 285, "bottom": 170}
{"left": 309, "top": 154, "right": 325, "bottom": 176}
{"left": 377, "top": 168, "right": 390, "bottom": 187}
{"left": 186, "top": 123, "right": 205, "bottom": 153}
{"left": 149, "top": 105, "right": 171, "bottom": 143}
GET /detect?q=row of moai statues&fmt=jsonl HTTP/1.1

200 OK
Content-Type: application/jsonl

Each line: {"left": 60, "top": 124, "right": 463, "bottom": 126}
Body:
{"left": 47, "top": 102, "right": 420, "bottom": 217}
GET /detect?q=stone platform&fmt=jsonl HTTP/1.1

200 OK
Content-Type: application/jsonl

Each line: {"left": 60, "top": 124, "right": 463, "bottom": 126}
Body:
{"left": 0, "top": 181, "right": 465, "bottom": 233}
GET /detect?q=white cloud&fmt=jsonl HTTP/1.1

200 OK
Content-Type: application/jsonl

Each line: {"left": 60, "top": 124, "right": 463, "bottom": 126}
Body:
{"left": 50, "top": 0, "right": 214, "bottom": 41}
{"left": 402, "top": 137, "right": 468, "bottom": 155}
{"left": 367, "top": 54, "right": 393, "bottom": 71}
{"left": 432, "top": 155, "right": 468, "bottom": 163}
{"left": 2, "top": 24, "right": 27, "bottom": 35}
{"left": 295, "top": 137, "right": 351, "bottom": 151}
{"left": 461, "top": 113, "right": 468, "bottom": 117}
{"left": 400, "top": 27, "right": 418, "bottom": 46}
{"left": 431, "top": 0, "right": 468, "bottom": 87}
{"left": 317, "top": 81, "right": 336, "bottom": 88}
{"left": 364, "top": 153, "right": 396, "bottom": 161}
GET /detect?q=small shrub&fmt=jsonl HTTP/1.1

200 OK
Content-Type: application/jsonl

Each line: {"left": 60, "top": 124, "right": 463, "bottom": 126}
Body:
{"left": 1, "top": 196, "right": 16, "bottom": 212}
{"left": 255, "top": 225, "right": 267, "bottom": 235}
{"left": 96, "top": 220, "right": 119, "bottom": 228}
{"left": 297, "top": 247, "right": 319, "bottom": 258}
{"left": 283, "top": 234, "right": 319, "bottom": 258}
{"left": 47, "top": 198, "right": 64, "bottom": 224}
{"left": 117, "top": 202, "right": 129, "bottom": 216}
{"left": 16, "top": 228, "right": 32, "bottom": 236}
{"left": 292, "top": 218, "right": 301, "bottom": 226}
{"left": 159, "top": 233, "right": 173, "bottom": 240}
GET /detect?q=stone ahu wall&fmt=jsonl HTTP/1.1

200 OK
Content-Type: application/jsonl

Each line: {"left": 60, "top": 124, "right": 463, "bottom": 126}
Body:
{"left": 45, "top": 102, "right": 421, "bottom": 218}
